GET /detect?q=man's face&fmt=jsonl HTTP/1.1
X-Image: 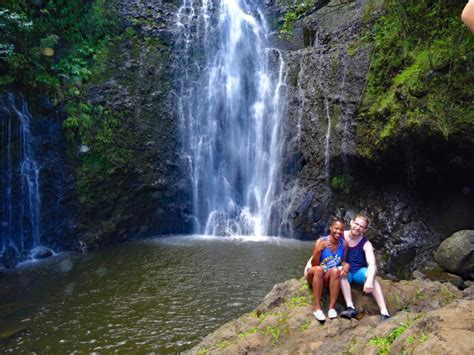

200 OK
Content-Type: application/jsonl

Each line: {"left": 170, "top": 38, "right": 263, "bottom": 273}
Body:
{"left": 350, "top": 217, "right": 368, "bottom": 236}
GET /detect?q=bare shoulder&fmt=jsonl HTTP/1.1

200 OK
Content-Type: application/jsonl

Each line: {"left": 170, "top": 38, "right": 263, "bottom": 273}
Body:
{"left": 315, "top": 236, "right": 324, "bottom": 244}
{"left": 312, "top": 237, "right": 323, "bottom": 250}
{"left": 363, "top": 239, "right": 375, "bottom": 253}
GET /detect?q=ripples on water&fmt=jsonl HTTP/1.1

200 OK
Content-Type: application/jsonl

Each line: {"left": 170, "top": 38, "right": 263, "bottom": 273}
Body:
{"left": 0, "top": 235, "right": 312, "bottom": 353}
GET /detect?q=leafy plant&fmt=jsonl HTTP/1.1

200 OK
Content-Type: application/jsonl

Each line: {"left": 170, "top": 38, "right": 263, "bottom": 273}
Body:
{"left": 368, "top": 319, "right": 413, "bottom": 354}
{"left": 330, "top": 174, "right": 352, "bottom": 193}
{"left": 239, "top": 327, "right": 258, "bottom": 337}
{"left": 280, "top": 0, "right": 316, "bottom": 38}
{"left": 265, "top": 326, "right": 281, "bottom": 344}
{"left": 287, "top": 295, "right": 310, "bottom": 309}
{"left": 217, "top": 340, "right": 232, "bottom": 349}
{"left": 298, "top": 320, "right": 311, "bottom": 332}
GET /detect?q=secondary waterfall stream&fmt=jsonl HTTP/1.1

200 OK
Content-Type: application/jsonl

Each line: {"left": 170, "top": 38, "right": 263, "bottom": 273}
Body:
{"left": 176, "top": 0, "right": 287, "bottom": 236}
{"left": 1, "top": 93, "right": 41, "bottom": 258}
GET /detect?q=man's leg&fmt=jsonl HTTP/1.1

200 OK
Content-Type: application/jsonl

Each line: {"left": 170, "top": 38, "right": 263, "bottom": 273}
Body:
{"left": 341, "top": 278, "right": 354, "bottom": 308}
{"left": 340, "top": 272, "right": 358, "bottom": 319}
{"left": 372, "top": 278, "right": 389, "bottom": 317}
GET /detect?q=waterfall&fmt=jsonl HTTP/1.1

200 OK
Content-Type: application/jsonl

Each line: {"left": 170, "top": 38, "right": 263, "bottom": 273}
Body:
{"left": 1, "top": 93, "right": 41, "bottom": 255}
{"left": 175, "top": 0, "right": 287, "bottom": 236}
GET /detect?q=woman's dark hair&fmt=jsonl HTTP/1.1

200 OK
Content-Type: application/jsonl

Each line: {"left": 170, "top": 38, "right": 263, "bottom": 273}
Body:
{"left": 329, "top": 217, "right": 345, "bottom": 226}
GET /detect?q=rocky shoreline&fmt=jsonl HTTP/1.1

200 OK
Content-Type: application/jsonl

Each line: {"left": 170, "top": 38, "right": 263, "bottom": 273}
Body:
{"left": 187, "top": 277, "right": 474, "bottom": 354}
{"left": 187, "top": 229, "right": 473, "bottom": 354}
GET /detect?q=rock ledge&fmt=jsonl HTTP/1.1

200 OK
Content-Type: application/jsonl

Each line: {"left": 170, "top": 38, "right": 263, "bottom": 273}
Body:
{"left": 187, "top": 278, "right": 473, "bottom": 354}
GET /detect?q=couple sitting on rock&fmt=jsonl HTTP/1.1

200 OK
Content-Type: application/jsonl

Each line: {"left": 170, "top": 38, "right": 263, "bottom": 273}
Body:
{"left": 304, "top": 213, "right": 390, "bottom": 322}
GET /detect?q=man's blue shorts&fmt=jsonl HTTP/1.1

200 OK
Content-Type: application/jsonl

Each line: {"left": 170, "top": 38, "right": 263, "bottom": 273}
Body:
{"left": 347, "top": 267, "right": 368, "bottom": 284}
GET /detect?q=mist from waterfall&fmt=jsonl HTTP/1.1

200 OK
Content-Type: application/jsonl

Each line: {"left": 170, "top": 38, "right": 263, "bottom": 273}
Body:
{"left": 175, "top": 0, "right": 287, "bottom": 236}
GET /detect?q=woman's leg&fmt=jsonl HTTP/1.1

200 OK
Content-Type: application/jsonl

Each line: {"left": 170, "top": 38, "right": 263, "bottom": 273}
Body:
{"left": 307, "top": 266, "right": 325, "bottom": 310}
{"left": 324, "top": 267, "right": 341, "bottom": 310}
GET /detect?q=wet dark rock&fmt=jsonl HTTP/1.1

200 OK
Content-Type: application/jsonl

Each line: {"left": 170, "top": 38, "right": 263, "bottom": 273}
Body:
{"left": 32, "top": 115, "right": 78, "bottom": 251}
{"left": 331, "top": 187, "right": 443, "bottom": 278}
{"left": 1, "top": 247, "right": 19, "bottom": 269}
{"left": 73, "top": 0, "right": 193, "bottom": 247}
{"left": 31, "top": 246, "right": 53, "bottom": 260}
{"left": 434, "top": 230, "right": 474, "bottom": 280}
{"left": 270, "top": 0, "right": 377, "bottom": 239}
{"left": 0, "top": 326, "right": 30, "bottom": 340}
{"left": 415, "top": 266, "right": 465, "bottom": 289}
{"left": 464, "top": 283, "right": 474, "bottom": 299}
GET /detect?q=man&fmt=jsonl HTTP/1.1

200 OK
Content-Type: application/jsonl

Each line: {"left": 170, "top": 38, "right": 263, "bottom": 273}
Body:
{"left": 339, "top": 213, "right": 390, "bottom": 321}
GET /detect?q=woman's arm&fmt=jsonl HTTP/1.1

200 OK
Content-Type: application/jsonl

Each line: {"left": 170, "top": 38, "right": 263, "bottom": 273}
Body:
{"left": 310, "top": 238, "right": 325, "bottom": 267}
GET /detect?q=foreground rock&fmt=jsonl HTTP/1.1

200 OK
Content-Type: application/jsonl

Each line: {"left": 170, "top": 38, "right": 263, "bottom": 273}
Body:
{"left": 187, "top": 278, "right": 472, "bottom": 354}
{"left": 434, "top": 230, "right": 474, "bottom": 280}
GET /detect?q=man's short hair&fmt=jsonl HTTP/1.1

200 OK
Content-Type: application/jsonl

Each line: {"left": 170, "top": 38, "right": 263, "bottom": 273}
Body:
{"left": 354, "top": 213, "right": 369, "bottom": 228}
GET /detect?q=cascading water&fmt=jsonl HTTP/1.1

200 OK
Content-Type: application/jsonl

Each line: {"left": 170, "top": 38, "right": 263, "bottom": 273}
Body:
{"left": 1, "top": 93, "right": 41, "bottom": 258}
{"left": 324, "top": 97, "right": 331, "bottom": 185}
{"left": 175, "top": 0, "right": 287, "bottom": 236}
{"left": 339, "top": 58, "right": 349, "bottom": 170}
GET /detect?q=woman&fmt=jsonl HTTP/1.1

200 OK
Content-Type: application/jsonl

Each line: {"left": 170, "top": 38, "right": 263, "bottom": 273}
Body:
{"left": 304, "top": 217, "right": 349, "bottom": 321}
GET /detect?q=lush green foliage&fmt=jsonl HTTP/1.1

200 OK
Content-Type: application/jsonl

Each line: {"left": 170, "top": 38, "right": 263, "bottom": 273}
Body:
{"left": 1, "top": 0, "right": 119, "bottom": 95}
{"left": 358, "top": 0, "right": 474, "bottom": 157}
{"left": 1, "top": 1, "right": 134, "bottom": 213}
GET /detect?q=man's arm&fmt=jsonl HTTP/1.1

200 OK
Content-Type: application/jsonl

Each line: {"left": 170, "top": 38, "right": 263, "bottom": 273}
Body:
{"left": 363, "top": 241, "right": 377, "bottom": 293}
{"left": 462, "top": 0, "right": 474, "bottom": 33}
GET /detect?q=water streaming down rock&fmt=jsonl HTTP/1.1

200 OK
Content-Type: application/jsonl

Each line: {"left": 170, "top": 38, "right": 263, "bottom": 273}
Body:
{"left": 175, "top": 0, "right": 287, "bottom": 236}
{"left": 0, "top": 93, "right": 41, "bottom": 259}
{"left": 323, "top": 97, "right": 331, "bottom": 185}
{"left": 339, "top": 56, "right": 350, "bottom": 171}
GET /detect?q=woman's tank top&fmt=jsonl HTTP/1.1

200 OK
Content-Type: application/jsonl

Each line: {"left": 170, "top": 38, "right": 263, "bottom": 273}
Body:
{"left": 319, "top": 236, "right": 344, "bottom": 271}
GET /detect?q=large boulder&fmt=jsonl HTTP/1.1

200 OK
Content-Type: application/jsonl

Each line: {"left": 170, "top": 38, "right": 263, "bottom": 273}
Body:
{"left": 434, "top": 230, "right": 474, "bottom": 280}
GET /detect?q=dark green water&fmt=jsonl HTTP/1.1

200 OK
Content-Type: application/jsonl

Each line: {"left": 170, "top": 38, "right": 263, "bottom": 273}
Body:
{"left": 0, "top": 235, "right": 312, "bottom": 353}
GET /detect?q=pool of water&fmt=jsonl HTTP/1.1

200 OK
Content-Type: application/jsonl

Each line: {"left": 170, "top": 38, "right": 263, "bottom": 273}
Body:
{"left": 0, "top": 235, "right": 312, "bottom": 353}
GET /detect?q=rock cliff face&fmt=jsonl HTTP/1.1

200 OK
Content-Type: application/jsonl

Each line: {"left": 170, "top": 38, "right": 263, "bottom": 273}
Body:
{"left": 264, "top": 0, "right": 473, "bottom": 278}
{"left": 73, "top": 0, "right": 194, "bottom": 248}
{"left": 268, "top": 0, "right": 375, "bottom": 239}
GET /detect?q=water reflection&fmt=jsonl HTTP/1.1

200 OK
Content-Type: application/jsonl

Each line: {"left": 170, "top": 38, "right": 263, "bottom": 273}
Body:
{"left": 0, "top": 235, "right": 311, "bottom": 353}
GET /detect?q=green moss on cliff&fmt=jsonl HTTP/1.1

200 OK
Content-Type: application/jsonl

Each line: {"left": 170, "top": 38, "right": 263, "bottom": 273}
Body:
{"left": 357, "top": 0, "right": 474, "bottom": 159}
{"left": 64, "top": 27, "right": 173, "bottom": 245}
